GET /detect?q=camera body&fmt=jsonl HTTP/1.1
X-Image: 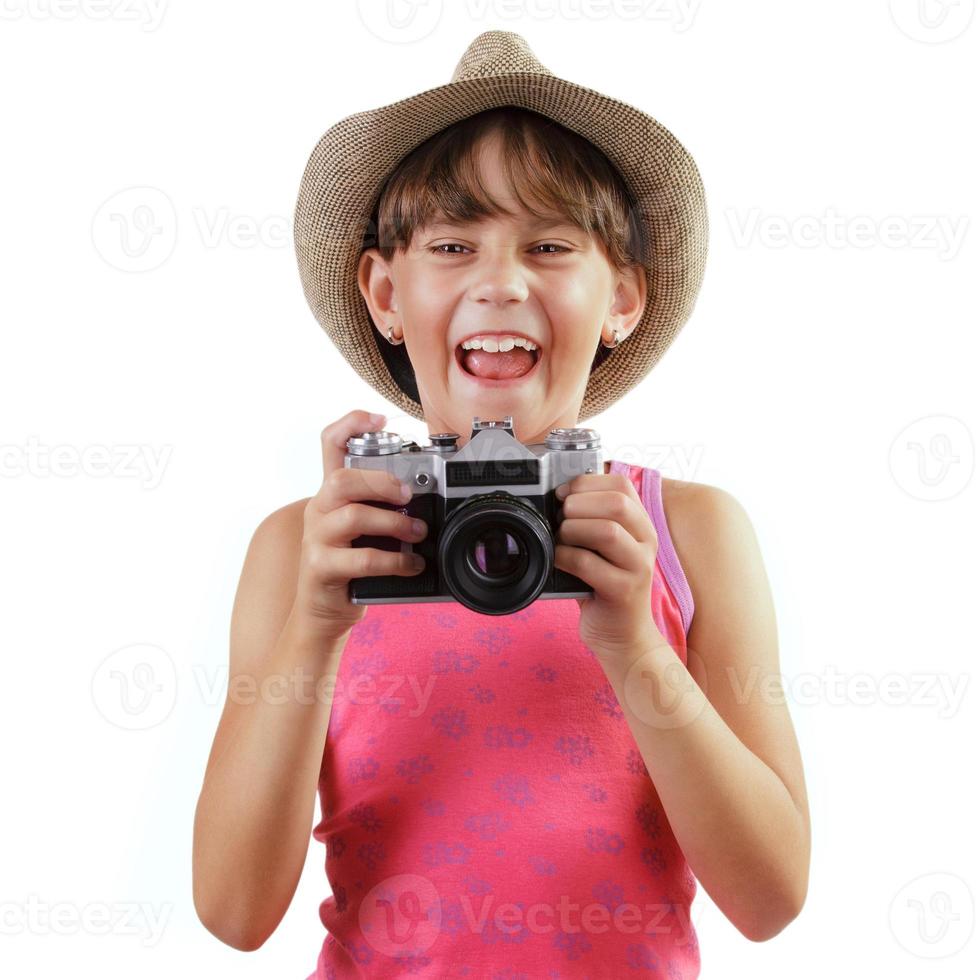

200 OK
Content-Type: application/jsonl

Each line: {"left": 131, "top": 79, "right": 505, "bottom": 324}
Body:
{"left": 345, "top": 416, "right": 602, "bottom": 615}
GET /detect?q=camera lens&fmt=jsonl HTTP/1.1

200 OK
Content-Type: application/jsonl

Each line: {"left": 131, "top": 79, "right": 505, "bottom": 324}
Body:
{"left": 438, "top": 492, "right": 552, "bottom": 615}
{"left": 467, "top": 529, "right": 527, "bottom": 579}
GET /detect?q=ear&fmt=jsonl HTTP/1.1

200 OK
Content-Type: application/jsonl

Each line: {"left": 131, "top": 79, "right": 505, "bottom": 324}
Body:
{"left": 358, "top": 247, "right": 400, "bottom": 328}
{"left": 602, "top": 261, "right": 647, "bottom": 346}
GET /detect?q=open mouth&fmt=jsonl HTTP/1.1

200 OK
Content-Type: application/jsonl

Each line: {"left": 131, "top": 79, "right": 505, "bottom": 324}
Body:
{"left": 454, "top": 341, "right": 542, "bottom": 382}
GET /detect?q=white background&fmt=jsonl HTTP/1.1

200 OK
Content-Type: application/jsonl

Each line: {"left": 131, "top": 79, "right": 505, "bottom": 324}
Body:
{"left": 1, "top": 2, "right": 978, "bottom": 977}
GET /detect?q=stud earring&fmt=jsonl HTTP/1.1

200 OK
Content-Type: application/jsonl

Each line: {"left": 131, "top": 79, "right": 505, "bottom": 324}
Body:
{"left": 601, "top": 328, "right": 622, "bottom": 349}
{"left": 386, "top": 325, "right": 404, "bottom": 345}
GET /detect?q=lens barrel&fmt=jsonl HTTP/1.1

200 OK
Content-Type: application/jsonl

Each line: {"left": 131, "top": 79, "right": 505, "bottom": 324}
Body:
{"left": 437, "top": 491, "right": 553, "bottom": 615}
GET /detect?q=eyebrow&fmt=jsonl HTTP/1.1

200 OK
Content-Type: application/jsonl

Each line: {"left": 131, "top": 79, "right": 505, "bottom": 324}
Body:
{"left": 425, "top": 214, "right": 579, "bottom": 232}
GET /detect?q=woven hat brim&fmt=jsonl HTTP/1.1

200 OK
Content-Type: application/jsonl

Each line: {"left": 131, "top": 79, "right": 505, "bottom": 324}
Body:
{"left": 294, "top": 72, "right": 709, "bottom": 422}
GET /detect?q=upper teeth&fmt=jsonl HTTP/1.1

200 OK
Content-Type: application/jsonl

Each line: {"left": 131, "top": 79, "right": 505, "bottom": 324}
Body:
{"left": 460, "top": 335, "right": 539, "bottom": 353}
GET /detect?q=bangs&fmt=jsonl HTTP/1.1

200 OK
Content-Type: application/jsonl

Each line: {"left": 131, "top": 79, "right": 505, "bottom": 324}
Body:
{"left": 369, "top": 106, "right": 645, "bottom": 272}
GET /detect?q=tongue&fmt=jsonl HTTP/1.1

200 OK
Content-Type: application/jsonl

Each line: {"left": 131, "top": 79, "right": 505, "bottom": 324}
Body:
{"left": 462, "top": 347, "right": 536, "bottom": 380}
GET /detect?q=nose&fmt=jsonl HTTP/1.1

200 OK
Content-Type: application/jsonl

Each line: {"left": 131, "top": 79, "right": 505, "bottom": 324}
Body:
{"left": 466, "top": 245, "right": 530, "bottom": 306}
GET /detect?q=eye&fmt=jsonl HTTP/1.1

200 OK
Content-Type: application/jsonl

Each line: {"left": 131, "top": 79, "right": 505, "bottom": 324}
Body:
{"left": 428, "top": 242, "right": 570, "bottom": 255}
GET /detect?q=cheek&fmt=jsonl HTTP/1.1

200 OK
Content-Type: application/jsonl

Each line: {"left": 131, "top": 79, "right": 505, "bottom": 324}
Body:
{"left": 547, "top": 274, "right": 609, "bottom": 329}
{"left": 401, "top": 287, "right": 455, "bottom": 360}
{"left": 548, "top": 305, "right": 605, "bottom": 359}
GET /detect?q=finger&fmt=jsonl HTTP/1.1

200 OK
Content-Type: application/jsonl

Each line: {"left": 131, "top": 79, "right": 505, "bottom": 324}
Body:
{"left": 318, "top": 501, "right": 427, "bottom": 549}
{"left": 316, "top": 411, "right": 410, "bottom": 511}
{"left": 319, "top": 409, "right": 388, "bottom": 483}
{"left": 329, "top": 545, "right": 427, "bottom": 581}
{"left": 560, "top": 490, "right": 656, "bottom": 546}
{"left": 314, "top": 465, "right": 410, "bottom": 514}
{"left": 559, "top": 470, "right": 643, "bottom": 507}
{"left": 554, "top": 543, "right": 629, "bottom": 594}
{"left": 557, "top": 517, "right": 648, "bottom": 574}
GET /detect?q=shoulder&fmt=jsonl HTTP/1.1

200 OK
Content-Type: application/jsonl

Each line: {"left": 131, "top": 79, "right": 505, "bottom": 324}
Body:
{"left": 660, "top": 475, "right": 746, "bottom": 534}
{"left": 248, "top": 497, "right": 310, "bottom": 559}
{"left": 602, "top": 461, "right": 751, "bottom": 603}
{"left": 601, "top": 462, "right": 749, "bottom": 573}
{"left": 659, "top": 477, "right": 758, "bottom": 607}
{"left": 236, "top": 497, "right": 312, "bottom": 603}
{"left": 227, "top": 497, "right": 312, "bottom": 672}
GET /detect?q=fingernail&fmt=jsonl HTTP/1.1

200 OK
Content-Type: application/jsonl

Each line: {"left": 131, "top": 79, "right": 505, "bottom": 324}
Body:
{"left": 369, "top": 413, "right": 386, "bottom": 425}
{"left": 411, "top": 519, "right": 426, "bottom": 536}
{"left": 556, "top": 484, "right": 568, "bottom": 500}
{"left": 412, "top": 554, "right": 425, "bottom": 570}
{"left": 401, "top": 482, "right": 413, "bottom": 500}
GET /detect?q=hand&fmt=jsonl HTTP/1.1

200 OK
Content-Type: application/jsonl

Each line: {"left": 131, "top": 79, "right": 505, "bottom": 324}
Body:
{"left": 553, "top": 470, "right": 661, "bottom": 660}
{"left": 293, "top": 410, "right": 428, "bottom": 641}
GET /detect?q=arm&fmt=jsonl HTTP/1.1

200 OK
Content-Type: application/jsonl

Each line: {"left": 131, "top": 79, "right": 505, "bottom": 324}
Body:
{"left": 599, "top": 483, "right": 811, "bottom": 942}
{"left": 192, "top": 498, "right": 342, "bottom": 951}
{"left": 192, "top": 409, "right": 427, "bottom": 952}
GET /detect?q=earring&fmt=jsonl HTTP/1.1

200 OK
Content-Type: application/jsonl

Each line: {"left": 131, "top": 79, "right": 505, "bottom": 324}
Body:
{"left": 601, "top": 328, "right": 622, "bottom": 349}
{"left": 386, "top": 325, "right": 404, "bottom": 345}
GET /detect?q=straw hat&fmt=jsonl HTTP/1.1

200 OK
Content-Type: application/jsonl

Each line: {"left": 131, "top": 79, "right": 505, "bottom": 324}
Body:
{"left": 293, "top": 29, "right": 708, "bottom": 422}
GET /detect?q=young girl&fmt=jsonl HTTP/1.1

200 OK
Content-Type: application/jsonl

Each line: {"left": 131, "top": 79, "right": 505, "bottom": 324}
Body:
{"left": 193, "top": 31, "right": 810, "bottom": 978}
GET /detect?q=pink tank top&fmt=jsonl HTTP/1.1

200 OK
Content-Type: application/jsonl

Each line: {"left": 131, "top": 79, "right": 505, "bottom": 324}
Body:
{"left": 306, "top": 461, "right": 700, "bottom": 978}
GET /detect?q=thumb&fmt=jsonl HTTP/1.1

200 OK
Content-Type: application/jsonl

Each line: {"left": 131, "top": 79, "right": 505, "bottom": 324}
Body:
{"left": 320, "top": 409, "right": 387, "bottom": 483}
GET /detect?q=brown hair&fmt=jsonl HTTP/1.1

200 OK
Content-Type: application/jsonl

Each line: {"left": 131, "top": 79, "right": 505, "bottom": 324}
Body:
{"left": 363, "top": 106, "right": 648, "bottom": 400}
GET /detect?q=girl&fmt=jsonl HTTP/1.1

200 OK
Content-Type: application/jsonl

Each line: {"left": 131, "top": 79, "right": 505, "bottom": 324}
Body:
{"left": 193, "top": 31, "right": 810, "bottom": 978}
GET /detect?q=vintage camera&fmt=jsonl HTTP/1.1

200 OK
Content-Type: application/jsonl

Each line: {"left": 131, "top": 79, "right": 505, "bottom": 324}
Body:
{"left": 345, "top": 416, "right": 602, "bottom": 615}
